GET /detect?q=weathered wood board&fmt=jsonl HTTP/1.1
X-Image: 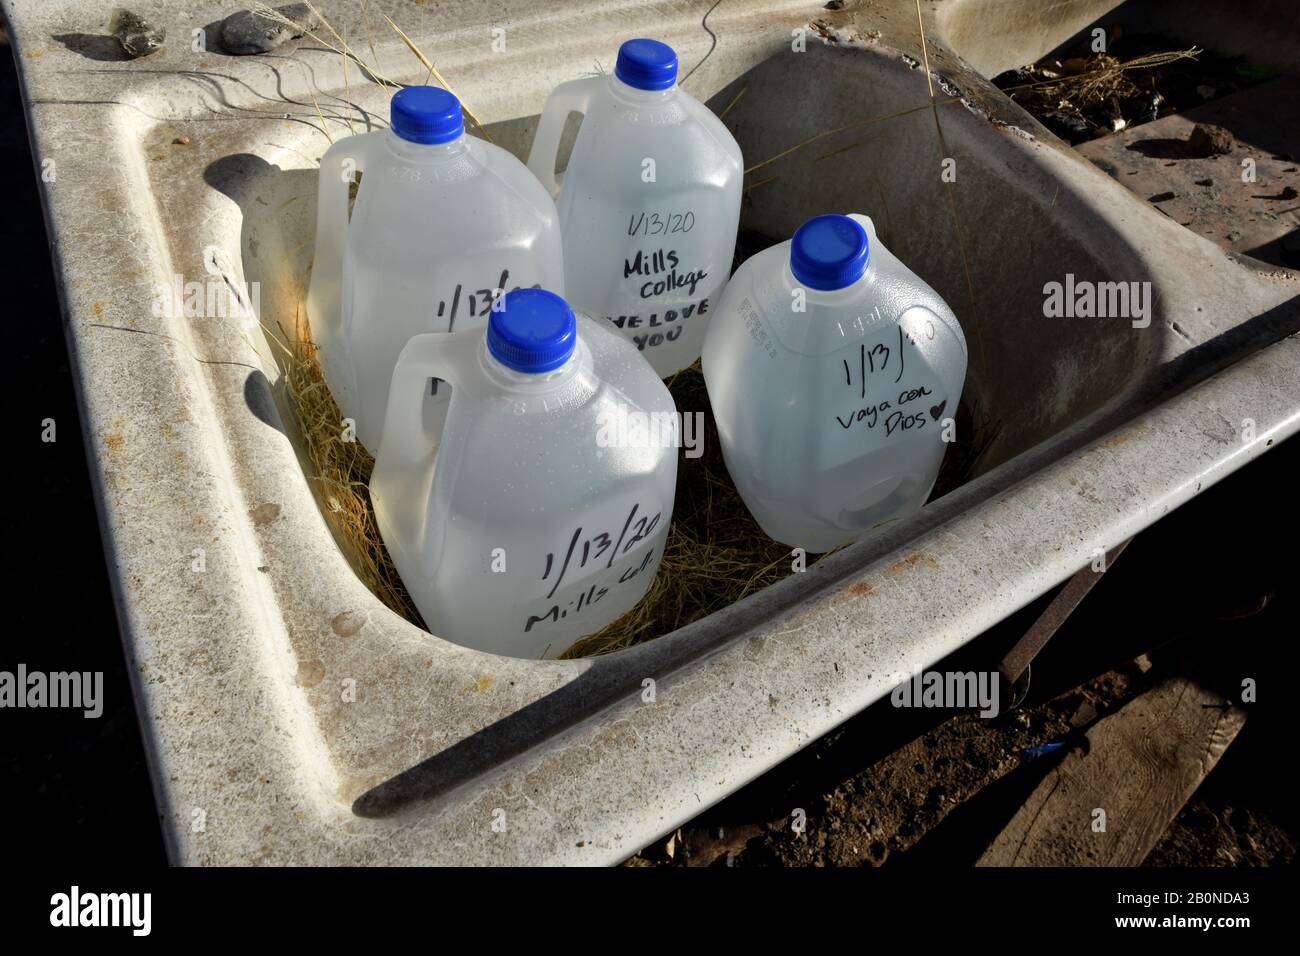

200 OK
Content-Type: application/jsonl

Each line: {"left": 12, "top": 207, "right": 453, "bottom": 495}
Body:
{"left": 978, "top": 678, "right": 1246, "bottom": 866}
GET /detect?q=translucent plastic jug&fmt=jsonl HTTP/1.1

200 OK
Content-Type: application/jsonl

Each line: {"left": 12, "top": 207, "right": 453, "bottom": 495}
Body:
{"left": 526, "top": 39, "right": 742, "bottom": 378}
{"left": 702, "top": 214, "right": 967, "bottom": 553}
{"left": 370, "top": 288, "right": 679, "bottom": 659}
{"left": 307, "top": 86, "right": 564, "bottom": 450}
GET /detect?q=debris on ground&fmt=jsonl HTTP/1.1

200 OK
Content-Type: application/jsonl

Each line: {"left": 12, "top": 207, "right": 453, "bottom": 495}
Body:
{"left": 108, "top": 8, "right": 164, "bottom": 58}
{"left": 993, "top": 29, "right": 1271, "bottom": 145}
{"left": 221, "top": 3, "right": 321, "bottom": 55}
{"left": 1186, "top": 122, "right": 1233, "bottom": 158}
{"left": 1076, "top": 74, "right": 1300, "bottom": 268}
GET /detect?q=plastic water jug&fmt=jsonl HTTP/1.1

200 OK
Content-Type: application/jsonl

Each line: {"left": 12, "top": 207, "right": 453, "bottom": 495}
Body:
{"left": 702, "top": 214, "right": 967, "bottom": 553}
{"left": 370, "top": 288, "right": 679, "bottom": 659}
{"left": 526, "top": 39, "right": 742, "bottom": 378}
{"left": 307, "top": 86, "right": 565, "bottom": 450}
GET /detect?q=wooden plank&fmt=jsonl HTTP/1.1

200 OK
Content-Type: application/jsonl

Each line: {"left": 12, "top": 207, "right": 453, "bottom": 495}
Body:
{"left": 978, "top": 678, "right": 1246, "bottom": 867}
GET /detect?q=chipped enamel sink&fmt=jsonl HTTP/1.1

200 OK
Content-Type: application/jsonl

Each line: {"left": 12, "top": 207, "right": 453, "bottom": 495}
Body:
{"left": 7, "top": 0, "right": 1298, "bottom": 864}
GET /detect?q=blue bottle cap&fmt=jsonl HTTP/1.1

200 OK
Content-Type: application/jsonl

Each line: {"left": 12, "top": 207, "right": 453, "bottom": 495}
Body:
{"left": 487, "top": 289, "right": 578, "bottom": 374}
{"left": 615, "top": 39, "right": 678, "bottom": 91}
{"left": 390, "top": 86, "right": 464, "bottom": 144}
{"left": 790, "top": 214, "right": 871, "bottom": 291}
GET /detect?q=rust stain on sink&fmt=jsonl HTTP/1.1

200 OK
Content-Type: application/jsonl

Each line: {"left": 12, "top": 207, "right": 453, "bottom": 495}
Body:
{"left": 295, "top": 659, "right": 326, "bottom": 688}
{"left": 883, "top": 552, "right": 938, "bottom": 577}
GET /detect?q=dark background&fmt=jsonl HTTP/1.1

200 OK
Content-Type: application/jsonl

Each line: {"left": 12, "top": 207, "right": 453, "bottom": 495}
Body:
{"left": 1, "top": 28, "right": 166, "bottom": 865}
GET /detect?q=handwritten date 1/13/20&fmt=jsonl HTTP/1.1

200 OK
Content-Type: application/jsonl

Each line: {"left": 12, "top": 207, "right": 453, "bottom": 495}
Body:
{"left": 628, "top": 210, "right": 696, "bottom": 237}
{"left": 841, "top": 320, "right": 939, "bottom": 398}
{"left": 435, "top": 268, "right": 542, "bottom": 330}
{"left": 541, "top": 502, "right": 663, "bottom": 599}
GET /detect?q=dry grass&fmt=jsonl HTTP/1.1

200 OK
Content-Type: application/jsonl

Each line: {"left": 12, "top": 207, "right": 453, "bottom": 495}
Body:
{"left": 273, "top": 307, "right": 426, "bottom": 627}
{"left": 1003, "top": 48, "right": 1201, "bottom": 112}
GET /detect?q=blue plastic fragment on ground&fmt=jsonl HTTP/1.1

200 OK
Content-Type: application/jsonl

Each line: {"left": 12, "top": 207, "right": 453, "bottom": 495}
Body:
{"left": 1020, "top": 741, "right": 1065, "bottom": 761}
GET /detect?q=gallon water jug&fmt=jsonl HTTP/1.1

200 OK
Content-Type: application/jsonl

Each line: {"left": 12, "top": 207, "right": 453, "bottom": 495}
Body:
{"left": 526, "top": 39, "right": 742, "bottom": 378}
{"left": 702, "top": 214, "right": 967, "bottom": 553}
{"left": 370, "top": 288, "right": 679, "bottom": 659}
{"left": 307, "top": 86, "right": 565, "bottom": 451}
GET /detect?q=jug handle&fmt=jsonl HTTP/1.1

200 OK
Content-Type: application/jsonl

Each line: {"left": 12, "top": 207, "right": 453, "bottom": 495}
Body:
{"left": 526, "top": 77, "right": 599, "bottom": 199}
{"left": 370, "top": 330, "right": 483, "bottom": 559}
{"left": 306, "top": 134, "right": 376, "bottom": 346}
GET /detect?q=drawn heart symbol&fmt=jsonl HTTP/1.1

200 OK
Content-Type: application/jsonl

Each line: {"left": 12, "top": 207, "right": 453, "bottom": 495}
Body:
{"left": 929, "top": 400, "right": 946, "bottom": 421}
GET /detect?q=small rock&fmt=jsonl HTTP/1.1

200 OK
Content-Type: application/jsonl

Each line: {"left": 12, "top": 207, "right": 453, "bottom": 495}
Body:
{"left": 109, "top": 8, "right": 165, "bottom": 58}
{"left": 1227, "top": 230, "right": 1242, "bottom": 242}
{"left": 221, "top": 3, "right": 321, "bottom": 55}
{"left": 173, "top": 135, "right": 191, "bottom": 145}
{"left": 1186, "top": 123, "right": 1233, "bottom": 158}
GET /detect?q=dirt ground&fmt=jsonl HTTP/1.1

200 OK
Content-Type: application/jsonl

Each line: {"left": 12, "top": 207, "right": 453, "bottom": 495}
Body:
{"left": 628, "top": 432, "right": 1300, "bottom": 866}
